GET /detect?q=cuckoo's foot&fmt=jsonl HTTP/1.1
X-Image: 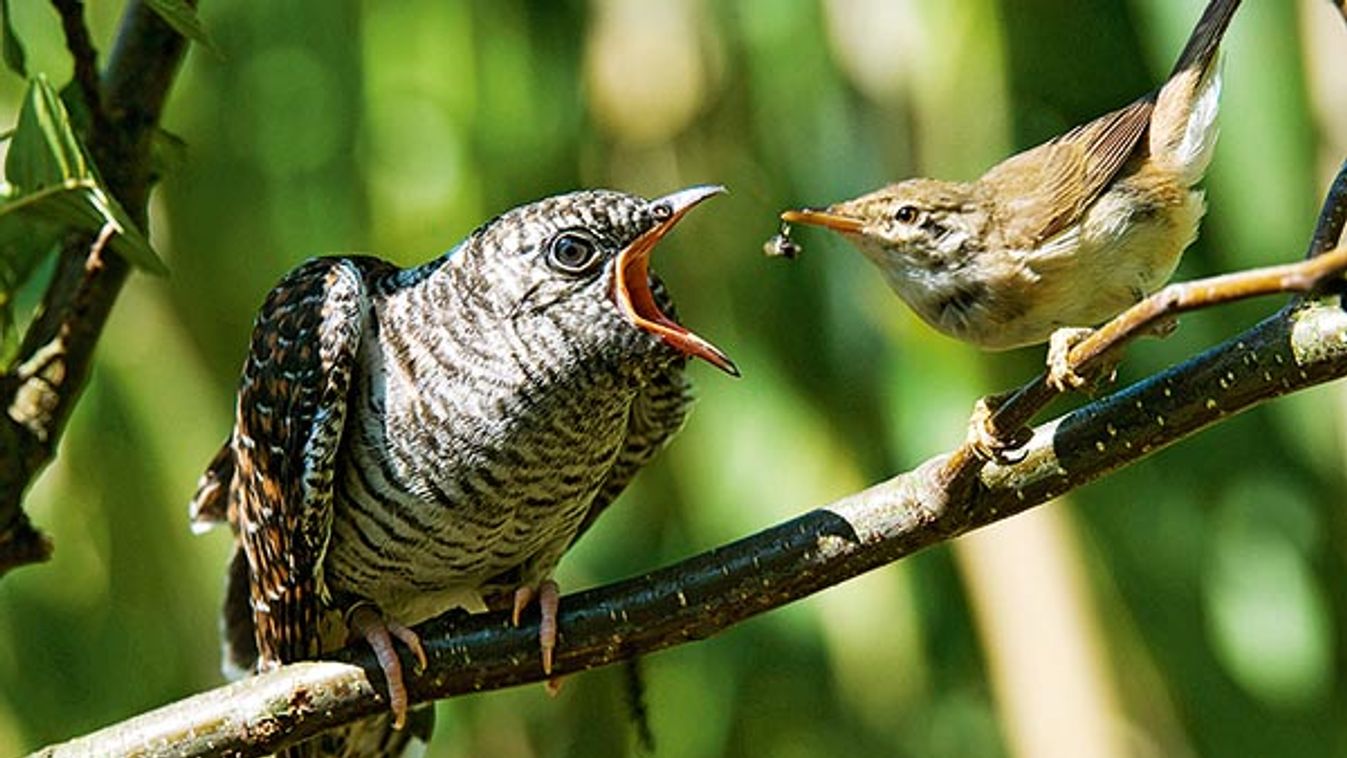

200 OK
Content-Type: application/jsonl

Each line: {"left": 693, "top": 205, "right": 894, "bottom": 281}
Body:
{"left": 349, "top": 603, "right": 428, "bottom": 730}
{"left": 967, "top": 390, "right": 1032, "bottom": 462}
{"left": 513, "top": 579, "right": 563, "bottom": 682}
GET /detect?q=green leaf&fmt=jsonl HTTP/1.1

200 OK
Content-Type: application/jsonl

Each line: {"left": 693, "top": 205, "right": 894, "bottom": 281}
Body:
{"left": 0, "top": 76, "right": 168, "bottom": 280}
{"left": 143, "top": 0, "right": 218, "bottom": 53}
{"left": 0, "top": 210, "right": 60, "bottom": 332}
{"left": 6, "top": 77, "right": 88, "bottom": 190}
{"left": 0, "top": 0, "right": 27, "bottom": 78}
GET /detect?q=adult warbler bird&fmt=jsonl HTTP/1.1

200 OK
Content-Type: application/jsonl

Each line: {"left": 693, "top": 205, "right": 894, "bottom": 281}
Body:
{"left": 782, "top": 0, "right": 1239, "bottom": 361}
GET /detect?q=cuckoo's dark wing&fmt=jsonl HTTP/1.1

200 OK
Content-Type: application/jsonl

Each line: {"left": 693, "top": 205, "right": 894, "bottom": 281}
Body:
{"left": 570, "top": 363, "right": 693, "bottom": 546}
{"left": 189, "top": 441, "right": 234, "bottom": 530}
{"left": 230, "top": 257, "right": 371, "bottom": 667}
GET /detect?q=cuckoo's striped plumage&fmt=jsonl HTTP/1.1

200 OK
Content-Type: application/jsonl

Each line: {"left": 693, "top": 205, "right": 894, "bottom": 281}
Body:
{"left": 190, "top": 187, "right": 732, "bottom": 757}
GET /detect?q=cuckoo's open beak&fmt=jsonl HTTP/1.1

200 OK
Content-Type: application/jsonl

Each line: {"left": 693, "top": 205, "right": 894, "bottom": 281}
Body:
{"left": 613, "top": 184, "right": 739, "bottom": 377}
{"left": 779, "top": 207, "right": 865, "bottom": 234}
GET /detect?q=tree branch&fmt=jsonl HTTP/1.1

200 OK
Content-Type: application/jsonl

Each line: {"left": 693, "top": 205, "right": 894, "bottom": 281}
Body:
{"left": 1308, "top": 159, "right": 1347, "bottom": 260}
{"left": 950, "top": 158, "right": 1347, "bottom": 485}
{"left": 49, "top": 0, "right": 108, "bottom": 136}
{"left": 0, "top": 1, "right": 193, "bottom": 576}
{"left": 32, "top": 285, "right": 1347, "bottom": 755}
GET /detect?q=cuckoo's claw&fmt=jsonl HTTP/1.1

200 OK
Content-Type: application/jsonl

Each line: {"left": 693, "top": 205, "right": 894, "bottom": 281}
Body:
{"left": 349, "top": 603, "right": 426, "bottom": 730}
{"left": 513, "top": 579, "right": 563, "bottom": 685}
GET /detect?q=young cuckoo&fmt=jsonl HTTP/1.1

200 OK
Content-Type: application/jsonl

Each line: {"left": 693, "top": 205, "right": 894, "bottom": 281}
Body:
{"left": 189, "top": 186, "right": 734, "bottom": 755}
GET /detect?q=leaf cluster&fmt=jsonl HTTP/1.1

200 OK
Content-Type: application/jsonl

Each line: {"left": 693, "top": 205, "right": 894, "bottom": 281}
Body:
{"left": 0, "top": 0, "right": 210, "bottom": 346}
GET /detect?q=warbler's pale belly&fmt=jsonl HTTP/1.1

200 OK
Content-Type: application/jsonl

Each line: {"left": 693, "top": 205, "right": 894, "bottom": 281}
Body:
{"left": 1021, "top": 183, "right": 1203, "bottom": 342}
{"left": 898, "top": 183, "right": 1204, "bottom": 351}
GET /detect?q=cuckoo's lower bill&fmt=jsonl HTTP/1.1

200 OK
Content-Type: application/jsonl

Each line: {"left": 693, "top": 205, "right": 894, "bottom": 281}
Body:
{"left": 190, "top": 185, "right": 732, "bottom": 756}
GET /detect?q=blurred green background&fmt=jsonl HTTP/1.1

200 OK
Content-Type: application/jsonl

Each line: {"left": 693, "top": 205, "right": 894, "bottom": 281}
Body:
{"left": 1, "top": 0, "right": 1345, "bottom": 756}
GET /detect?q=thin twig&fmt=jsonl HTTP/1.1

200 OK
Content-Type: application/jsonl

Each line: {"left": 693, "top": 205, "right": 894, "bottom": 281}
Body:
{"left": 938, "top": 160, "right": 1347, "bottom": 485}
{"left": 49, "top": 0, "right": 108, "bottom": 137}
{"left": 0, "top": 1, "right": 193, "bottom": 576}
{"left": 30, "top": 296, "right": 1347, "bottom": 758}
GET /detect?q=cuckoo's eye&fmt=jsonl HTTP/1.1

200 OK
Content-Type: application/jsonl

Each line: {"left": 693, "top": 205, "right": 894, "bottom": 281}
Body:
{"left": 894, "top": 205, "right": 919, "bottom": 224}
{"left": 546, "top": 230, "right": 602, "bottom": 275}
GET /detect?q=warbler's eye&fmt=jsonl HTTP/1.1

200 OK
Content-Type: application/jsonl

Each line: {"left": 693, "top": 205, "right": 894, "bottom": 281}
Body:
{"left": 894, "top": 205, "right": 919, "bottom": 224}
{"left": 546, "top": 231, "right": 601, "bottom": 275}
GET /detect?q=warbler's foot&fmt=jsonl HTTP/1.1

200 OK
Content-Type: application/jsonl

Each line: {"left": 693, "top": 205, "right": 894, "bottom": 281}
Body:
{"left": 967, "top": 390, "right": 1032, "bottom": 462}
{"left": 1046, "top": 327, "right": 1099, "bottom": 392}
{"left": 512, "top": 579, "right": 562, "bottom": 676}
{"left": 1147, "top": 314, "right": 1179, "bottom": 340}
{"left": 349, "top": 604, "right": 428, "bottom": 730}
{"left": 545, "top": 674, "right": 566, "bottom": 697}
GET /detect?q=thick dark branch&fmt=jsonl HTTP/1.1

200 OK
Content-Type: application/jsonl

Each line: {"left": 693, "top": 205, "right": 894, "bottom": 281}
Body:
{"left": 32, "top": 296, "right": 1347, "bottom": 758}
{"left": 0, "top": 1, "right": 193, "bottom": 575}
{"left": 1308, "top": 159, "right": 1347, "bottom": 259}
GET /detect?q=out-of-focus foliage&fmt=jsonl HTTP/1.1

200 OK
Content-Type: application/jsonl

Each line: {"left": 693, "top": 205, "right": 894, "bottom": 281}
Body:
{"left": 0, "top": 75, "right": 163, "bottom": 333}
{"left": 0, "top": 1, "right": 1343, "bottom": 756}
{"left": 142, "top": 0, "right": 216, "bottom": 52}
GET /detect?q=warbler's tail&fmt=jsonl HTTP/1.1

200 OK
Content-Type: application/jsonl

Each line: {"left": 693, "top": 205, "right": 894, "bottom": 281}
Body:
{"left": 1171, "top": 0, "right": 1242, "bottom": 78}
{"left": 1152, "top": 0, "right": 1241, "bottom": 185}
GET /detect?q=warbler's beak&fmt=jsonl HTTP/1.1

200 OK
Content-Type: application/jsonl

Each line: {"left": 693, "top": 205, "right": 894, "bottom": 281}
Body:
{"left": 779, "top": 207, "right": 865, "bottom": 234}
{"left": 613, "top": 184, "right": 739, "bottom": 377}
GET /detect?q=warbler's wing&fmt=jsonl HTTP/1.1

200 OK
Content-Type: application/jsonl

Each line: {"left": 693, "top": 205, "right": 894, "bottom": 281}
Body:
{"left": 230, "top": 257, "right": 371, "bottom": 667}
{"left": 994, "top": 0, "right": 1240, "bottom": 249}
{"left": 985, "top": 97, "right": 1154, "bottom": 248}
{"left": 570, "top": 362, "right": 693, "bottom": 546}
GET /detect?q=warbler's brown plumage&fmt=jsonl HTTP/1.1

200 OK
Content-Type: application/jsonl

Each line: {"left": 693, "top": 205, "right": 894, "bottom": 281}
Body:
{"left": 782, "top": 0, "right": 1241, "bottom": 351}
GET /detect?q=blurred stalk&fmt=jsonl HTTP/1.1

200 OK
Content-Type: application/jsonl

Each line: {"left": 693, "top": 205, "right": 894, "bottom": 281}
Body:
{"left": 956, "top": 509, "right": 1130, "bottom": 758}
{"left": 1298, "top": 0, "right": 1347, "bottom": 184}
{"left": 1299, "top": 0, "right": 1347, "bottom": 500}
{"left": 1300, "top": 12, "right": 1347, "bottom": 743}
